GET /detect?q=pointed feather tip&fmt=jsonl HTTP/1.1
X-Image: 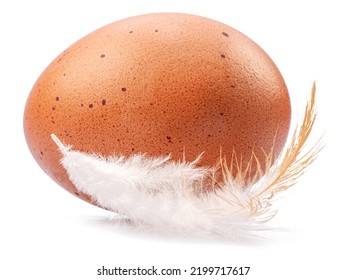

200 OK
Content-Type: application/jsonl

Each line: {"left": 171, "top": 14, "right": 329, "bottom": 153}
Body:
{"left": 51, "top": 134, "right": 71, "bottom": 154}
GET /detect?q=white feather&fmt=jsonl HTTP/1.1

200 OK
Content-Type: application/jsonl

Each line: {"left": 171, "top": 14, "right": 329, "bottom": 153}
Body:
{"left": 51, "top": 134, "right": 273, "bottom": 238}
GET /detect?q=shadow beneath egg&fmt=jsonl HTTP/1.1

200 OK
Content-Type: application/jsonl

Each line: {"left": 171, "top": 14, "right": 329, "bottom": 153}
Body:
{"left": 78, "top": 214, "right": 294, "bottom": 246}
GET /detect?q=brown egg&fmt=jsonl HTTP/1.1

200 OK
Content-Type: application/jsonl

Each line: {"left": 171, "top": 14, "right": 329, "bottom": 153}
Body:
{"left": 24, "top": 13, "right": 291, "bottom": 202}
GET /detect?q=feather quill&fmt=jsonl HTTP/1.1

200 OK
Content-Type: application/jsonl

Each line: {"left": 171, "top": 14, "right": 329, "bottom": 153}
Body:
{"left": 51, "top": 84, "right": 322, "bottom": 238}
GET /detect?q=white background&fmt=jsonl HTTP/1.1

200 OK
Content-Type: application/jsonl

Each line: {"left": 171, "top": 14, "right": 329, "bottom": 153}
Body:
{"left": 1, "top": 0, "right": 345, "bottom": 279}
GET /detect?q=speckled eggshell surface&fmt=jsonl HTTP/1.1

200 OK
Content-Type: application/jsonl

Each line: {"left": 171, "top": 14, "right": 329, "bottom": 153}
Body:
{"left": 24, "top": 13, "right": 291, "bottom": 201}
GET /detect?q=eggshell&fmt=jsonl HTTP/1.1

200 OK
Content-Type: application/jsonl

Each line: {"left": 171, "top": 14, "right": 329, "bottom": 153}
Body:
{"left": 24, "top": 13, "right": 291, "bottom": 202}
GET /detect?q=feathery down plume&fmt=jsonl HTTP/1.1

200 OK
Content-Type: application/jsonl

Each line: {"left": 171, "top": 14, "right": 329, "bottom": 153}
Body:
{"left": 51, "top": 84, "right": 322, "bottom": 238}
{"left": 252, "top": 83, "right": 322, "bottom": 206}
